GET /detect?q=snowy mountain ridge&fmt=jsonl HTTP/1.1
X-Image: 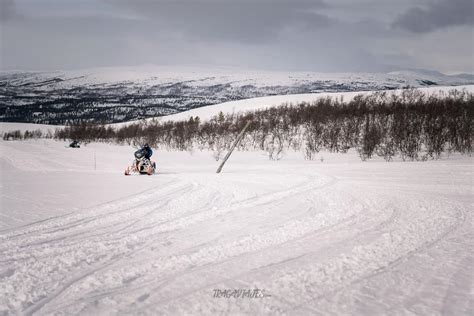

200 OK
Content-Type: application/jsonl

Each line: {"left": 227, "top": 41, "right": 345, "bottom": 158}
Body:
{"left": 1, "top": 66, "right": 472, "bottom": 125}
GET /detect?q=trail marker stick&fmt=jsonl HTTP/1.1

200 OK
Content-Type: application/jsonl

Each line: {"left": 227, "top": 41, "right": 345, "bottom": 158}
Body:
{"left": 216, "top": 120, "right": 251, "bottom": 173}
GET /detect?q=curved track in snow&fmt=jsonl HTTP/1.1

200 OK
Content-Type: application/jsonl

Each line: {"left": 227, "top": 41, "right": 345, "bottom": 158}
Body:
{"left": 0, "top": 140, "right": 472, "bottom": 315}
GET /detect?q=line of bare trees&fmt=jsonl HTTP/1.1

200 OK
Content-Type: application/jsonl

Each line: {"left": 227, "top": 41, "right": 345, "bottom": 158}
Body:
{"left": 51, "top": 88, "right": 473, "bottom": 161}
{"left": 2, "top": 129, "right": 51, "bottom": 141}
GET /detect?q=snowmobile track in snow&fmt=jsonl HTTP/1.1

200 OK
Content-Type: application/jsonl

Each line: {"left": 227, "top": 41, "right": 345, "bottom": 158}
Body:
{"left": 1, "top": 141, "right": 472, "bottom": 315}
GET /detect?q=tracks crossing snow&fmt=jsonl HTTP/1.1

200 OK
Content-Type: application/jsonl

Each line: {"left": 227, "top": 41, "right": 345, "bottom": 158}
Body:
{"left": 1, "top": 146, "right": 472, "bottom": 315}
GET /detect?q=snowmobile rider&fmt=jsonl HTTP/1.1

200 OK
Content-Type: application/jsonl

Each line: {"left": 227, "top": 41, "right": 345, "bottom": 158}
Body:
{"left": 135, "top": 143, "right": 153, "bottom": 160}
{"left": 134, "top": 143, "right": 153, "bottom": 169}
{"left": 142, "top": 143, "right": 153, "bottom": 159}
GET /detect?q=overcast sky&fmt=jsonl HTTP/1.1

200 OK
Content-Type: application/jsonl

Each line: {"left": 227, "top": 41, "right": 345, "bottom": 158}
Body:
{"left": 0, "top": 0, "right": 473, "bottom": 73}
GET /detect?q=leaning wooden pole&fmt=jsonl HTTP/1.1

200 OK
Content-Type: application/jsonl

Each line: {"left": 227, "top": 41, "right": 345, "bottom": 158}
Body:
{"left": 216, "top": 120, "right": 251, "bottom": 173}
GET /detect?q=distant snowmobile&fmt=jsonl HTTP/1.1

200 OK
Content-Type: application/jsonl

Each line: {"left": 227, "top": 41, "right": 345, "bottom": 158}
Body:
{"left": 124, "top": 145, "right": 156, "bottom": 175}
{"left": 69, "top": 140, "right": 80, "bottom": 148}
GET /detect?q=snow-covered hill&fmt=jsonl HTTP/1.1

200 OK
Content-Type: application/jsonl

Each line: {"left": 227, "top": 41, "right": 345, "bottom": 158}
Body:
{"left": 2, "top": 84, "right": 472, "bottom": 134}
{"left": 148, "top": 84, "right": 474, "bottom": 123}
{"left": 1, "top": 66, "right": 472, "bottom": 124}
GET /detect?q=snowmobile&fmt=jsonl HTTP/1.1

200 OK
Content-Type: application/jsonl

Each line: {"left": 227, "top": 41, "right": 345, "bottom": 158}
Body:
{"left": 69, "top": 140, "right": 80, "bottom": 148}
{"left": 124, "top": 147, "right": 156, "bottom": 176}
{"left": 124, "top": 157, "right": 156, "bottom": 175}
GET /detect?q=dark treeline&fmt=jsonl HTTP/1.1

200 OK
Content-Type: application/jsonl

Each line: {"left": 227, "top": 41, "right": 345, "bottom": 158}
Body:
{"left": 3, "top": 129, "right": 52, "bottom": 141}
{"left": 52, "top": 88, "right": 473, "bottom": 161}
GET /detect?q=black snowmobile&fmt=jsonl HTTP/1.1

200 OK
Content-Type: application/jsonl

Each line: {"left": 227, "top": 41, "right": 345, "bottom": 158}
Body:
{"left": 69, "top": 140, "right": 80, "bottom": 148}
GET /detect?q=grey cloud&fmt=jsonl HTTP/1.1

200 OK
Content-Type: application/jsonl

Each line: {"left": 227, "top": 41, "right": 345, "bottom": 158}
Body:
{"left": 114, "top": 0, "right": 334, "bottom": 43}
{"left": 0, "top": 0, "right": 17, "bottom": 22}
{"left": 392, "top": 0, "right": 474, "bottom": 33}
{"left": 1, "top": 0, "right": 472, "bottom": 73}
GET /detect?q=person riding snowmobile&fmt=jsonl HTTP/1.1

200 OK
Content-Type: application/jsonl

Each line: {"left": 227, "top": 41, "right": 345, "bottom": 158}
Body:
{"left": 125, "top": 143, "right": 156, "bottom": 175}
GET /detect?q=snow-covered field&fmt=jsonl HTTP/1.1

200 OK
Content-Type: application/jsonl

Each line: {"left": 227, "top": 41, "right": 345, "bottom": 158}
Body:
{"left": 1, "top": 137, "right": 472, "bottom": 314}
{"left": 0, "top": 122, "right": 61, "bottom": 135}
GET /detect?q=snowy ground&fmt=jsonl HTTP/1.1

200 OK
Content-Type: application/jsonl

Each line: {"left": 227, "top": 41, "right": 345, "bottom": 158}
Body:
{"left": 0, "top": 139, "right": 472, "bottom": 315}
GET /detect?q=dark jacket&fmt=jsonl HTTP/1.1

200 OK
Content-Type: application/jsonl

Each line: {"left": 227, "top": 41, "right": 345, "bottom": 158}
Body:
{"left": 134, "top": 146, "right": 153, "bottom": 160}
{"left": 143, "top": 146, "right": 153, "bottom": 159}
